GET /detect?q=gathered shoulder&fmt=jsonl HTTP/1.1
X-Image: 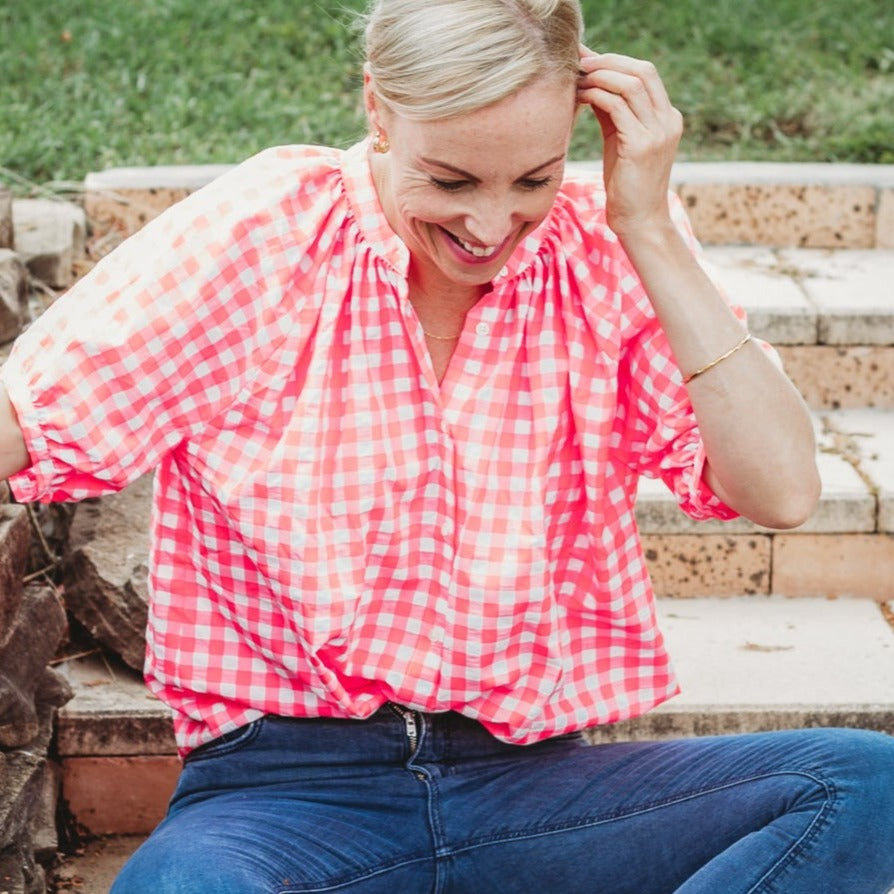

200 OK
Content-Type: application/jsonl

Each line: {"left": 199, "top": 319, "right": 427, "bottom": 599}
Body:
{"left": 547, "top": 167, "right": 619, "bottom": 262}
{"left": 156, "top": 143, "right": 346, "bottom": 241}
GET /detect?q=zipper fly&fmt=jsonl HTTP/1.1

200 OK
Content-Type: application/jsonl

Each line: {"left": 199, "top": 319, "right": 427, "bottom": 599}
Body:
{"left": 390, "top": 704, "right": 421, "bottom": 758}
{"left": 403, "top": 711, "right": 418, "bottom": 752}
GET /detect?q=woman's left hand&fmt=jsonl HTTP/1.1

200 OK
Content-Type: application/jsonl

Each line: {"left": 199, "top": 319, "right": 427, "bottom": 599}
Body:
{"left": 577, "top": 47, "right": 683, "bottom": 240}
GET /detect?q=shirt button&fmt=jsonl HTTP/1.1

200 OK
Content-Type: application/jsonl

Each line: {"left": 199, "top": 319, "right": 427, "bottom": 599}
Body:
{"left": 431, "top": 628, "right": 445, "bottom": 645}
{"left": 476, "top": 322, "right": 490, "bottom": 337}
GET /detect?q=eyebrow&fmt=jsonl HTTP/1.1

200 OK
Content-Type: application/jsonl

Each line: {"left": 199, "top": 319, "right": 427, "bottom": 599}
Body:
{"left": 419, "top": 154, "right": 565, "bottom": 181}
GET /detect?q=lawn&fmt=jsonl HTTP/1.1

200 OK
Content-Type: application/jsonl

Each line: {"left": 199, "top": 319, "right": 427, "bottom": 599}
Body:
{"left": 1, "top": 0, "right": 892, "bottom": 189}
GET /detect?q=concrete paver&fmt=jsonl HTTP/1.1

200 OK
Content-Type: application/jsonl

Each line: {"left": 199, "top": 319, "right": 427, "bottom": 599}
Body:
{"left": 778, "top": 343, "right": 894, "bottom": 410}
{"left": 635, "top": 412, "right": 876, "bottom": 535}
{"left": 702, "top": 246, "right": 817, "bottom": 344}
{"left": 659, "top": 595, "right": 894, "bottom": 705}
{"left": 778, "top": 249, "right": 894, "bottom": 345}
{"left": 824, "top": 408, "right": 894, "bottom": 533}
{"left": 590, "top": 595, "right": 894, "bottom": 742}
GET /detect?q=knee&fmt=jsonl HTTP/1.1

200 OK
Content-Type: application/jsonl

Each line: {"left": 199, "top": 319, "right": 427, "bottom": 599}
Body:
{"left": 824, "top": 727, "right": 894, "bottom": 772}
{"left": 810, "top": 728, "right": 894, "bottom": 804}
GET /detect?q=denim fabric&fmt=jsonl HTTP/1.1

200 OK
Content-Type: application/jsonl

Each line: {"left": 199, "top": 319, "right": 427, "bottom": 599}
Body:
{"left": 111, "top": 708, "right": 894, "bottom": 893}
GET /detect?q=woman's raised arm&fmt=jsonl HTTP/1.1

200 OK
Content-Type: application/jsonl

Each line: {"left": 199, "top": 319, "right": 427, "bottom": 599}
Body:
{"left": 577, "top": 50, "right": 821, "bottom": 528}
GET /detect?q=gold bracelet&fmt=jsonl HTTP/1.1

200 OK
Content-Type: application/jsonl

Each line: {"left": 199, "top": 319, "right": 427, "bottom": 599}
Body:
{"left": 683, "top": 332, "right": 753, "bottom": 385}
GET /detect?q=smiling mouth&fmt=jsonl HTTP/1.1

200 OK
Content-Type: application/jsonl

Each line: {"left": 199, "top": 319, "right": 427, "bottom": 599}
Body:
{"left": 442, "top": 229, "right": 501, "bottom": 259}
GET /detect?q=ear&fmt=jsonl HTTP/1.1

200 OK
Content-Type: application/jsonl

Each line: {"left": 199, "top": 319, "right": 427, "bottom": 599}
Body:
{"left": 363, "top": 64, "right": 386, "bottom": 137}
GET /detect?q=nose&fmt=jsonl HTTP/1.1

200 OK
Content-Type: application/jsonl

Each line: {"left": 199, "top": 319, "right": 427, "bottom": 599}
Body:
{"left": 463, "top": 197, "right": 516, "bottom": 247}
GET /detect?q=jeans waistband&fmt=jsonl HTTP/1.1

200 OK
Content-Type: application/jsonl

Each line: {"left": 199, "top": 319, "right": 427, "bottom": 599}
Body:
{"left": 186, "top": 705, "right": 582, "bottom": 768}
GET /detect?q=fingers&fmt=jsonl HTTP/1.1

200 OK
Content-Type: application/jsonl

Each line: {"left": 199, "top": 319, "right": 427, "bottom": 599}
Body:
{"left": 578, "top": 48, "right": 678, "bottom": 125}
{"left": 575, "top": 47, "right": 682, "bottom": 235}
{"left": 579, "top": 49, "right": 672, "bottom": 110}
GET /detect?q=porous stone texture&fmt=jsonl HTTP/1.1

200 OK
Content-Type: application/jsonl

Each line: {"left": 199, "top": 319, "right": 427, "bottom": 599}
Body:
{"left": 0, "top": 190, "right": 13, "bottom": 249}
{"left": 83, "top": 164, "right": 230, "bottom": 244}
{"left": 61, "top": 475, "right": 153, "bottom": 671}
{"left": 0, "top": 249, "right": 28, "bottom": 344}
{"left": 778, "top": 345, "right": 894, "bottom": 409}
{"left": 84, "top": 186, "right": 191, "bottom": 247}
{"left": 11, "top": 199, "right": 86, "bottom": 289}
{"left": 677, "top": 183, "right": 877, "bottom": 248}
{"left": 772, "top": 534, "right": 894, "bottom": 600}
{"left": 877, "top": 189, "right": 894, "bottom": 249}
{"left": 641, "top": 534, "right": 771, "bottom": 598}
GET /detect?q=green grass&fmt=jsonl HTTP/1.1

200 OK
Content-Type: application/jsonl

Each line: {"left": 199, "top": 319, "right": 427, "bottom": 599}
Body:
{"left": 1, "top": 0, "right": 893, "bottom": 189}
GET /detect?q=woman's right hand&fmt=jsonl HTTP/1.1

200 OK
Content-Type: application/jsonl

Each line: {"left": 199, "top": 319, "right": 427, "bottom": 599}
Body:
{"left": 576, "top": 47, "right": 683, "bottom": 241}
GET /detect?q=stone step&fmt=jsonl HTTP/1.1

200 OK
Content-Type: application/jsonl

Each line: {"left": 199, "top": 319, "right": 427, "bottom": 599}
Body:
{"left": 54, "top": 655, "right": 177, "bottom": 838}
{"left": 54, "top": 598, "right": 894, "bottom": 829}
{"left": 50, "top": 594, "right": 894, "bottom": 890}
{"left": 640, "top": 408, "right": 894, "bottom": 599}
{"left": 590, "top": 595, "right": 894, "bottom": 742}
{"left": 81, "top": 165, "right": 894, "bottom": 409}
{"left": 86, "top": 160, "right": 894, "bottom": 249}
{"left": 703, "top": 247, "right": 894, "bottom": 409}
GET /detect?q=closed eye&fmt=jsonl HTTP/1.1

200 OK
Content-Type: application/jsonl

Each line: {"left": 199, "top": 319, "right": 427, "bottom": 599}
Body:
{"left": 431, "top": 178, "right": 468, "bottom": 192}
{"left": 518, "top": 176, "right": 554, "bottom": 191}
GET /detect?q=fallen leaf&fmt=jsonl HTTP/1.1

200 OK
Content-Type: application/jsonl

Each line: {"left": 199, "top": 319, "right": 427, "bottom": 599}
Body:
{"left": 741, "top": 642, "right": 794, "bottom": 653}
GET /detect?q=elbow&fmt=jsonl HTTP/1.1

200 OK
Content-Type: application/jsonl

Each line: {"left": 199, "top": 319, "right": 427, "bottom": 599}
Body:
{"left": 755, "top": 466, "right": 822, "bottom": 530}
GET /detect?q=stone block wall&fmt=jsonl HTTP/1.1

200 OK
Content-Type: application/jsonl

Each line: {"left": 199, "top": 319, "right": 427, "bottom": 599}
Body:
{"left": 0, "top": 189, "right": 149, "bottom": 889}
{"left": 0, "top": 504, "right": 72, "bottom": 894}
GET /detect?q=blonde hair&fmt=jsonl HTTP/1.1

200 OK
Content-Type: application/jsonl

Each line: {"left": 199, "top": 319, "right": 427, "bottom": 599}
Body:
{"left": 363, "top": 0, "right": 583, "bottom": 120}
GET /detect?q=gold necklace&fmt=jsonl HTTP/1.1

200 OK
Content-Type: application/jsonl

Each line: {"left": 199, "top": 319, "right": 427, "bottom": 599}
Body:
{"left": 422, "top": 328, "right": 461, "bottom": 341}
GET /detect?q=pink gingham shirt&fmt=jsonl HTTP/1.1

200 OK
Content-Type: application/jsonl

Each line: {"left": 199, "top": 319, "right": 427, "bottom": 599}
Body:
{"left": 2, "top": 141, "right": 738, "bottom": 755}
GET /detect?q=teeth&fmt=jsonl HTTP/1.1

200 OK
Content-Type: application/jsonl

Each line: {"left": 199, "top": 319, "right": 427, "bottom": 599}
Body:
{"left": 456, "top": 235, "right": 499, "bottom": 258}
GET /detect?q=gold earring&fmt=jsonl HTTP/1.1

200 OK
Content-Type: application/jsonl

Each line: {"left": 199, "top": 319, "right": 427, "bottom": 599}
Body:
{"left": 373, "top": 131, "right": 390, "bottom": 154}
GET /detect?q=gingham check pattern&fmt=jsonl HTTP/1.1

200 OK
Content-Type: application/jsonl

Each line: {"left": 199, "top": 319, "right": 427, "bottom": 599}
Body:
{"left": 3, "top": 141, "right": 740, "bottom": 756}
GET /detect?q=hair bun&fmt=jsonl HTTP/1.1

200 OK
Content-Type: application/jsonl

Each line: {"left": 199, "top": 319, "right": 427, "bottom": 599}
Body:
{"left": 519, "top": 0, "right": 563, "bottom": 19}
{"left": 363, "top": 0, "right": 583, "bottom": 120}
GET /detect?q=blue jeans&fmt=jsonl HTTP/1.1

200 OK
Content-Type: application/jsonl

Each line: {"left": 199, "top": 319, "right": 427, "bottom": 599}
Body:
{"left": 111, "top": 708, "right": 894, "bottom": 893}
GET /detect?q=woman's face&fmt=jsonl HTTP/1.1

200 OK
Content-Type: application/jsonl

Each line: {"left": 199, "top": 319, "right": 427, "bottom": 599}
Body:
{"left": 367, "top": 76, "right": 577, "bottom": 293}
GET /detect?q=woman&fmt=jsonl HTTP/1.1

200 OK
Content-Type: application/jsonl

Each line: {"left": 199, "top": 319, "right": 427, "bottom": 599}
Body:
{"left": 2, "top": 1, "right": 893, "bottom": 891}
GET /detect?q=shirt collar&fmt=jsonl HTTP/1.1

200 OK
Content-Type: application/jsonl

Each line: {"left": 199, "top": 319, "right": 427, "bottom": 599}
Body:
{"left": 339, "top": 138, "right": 551, "bottom": 285}
{"left": 340, "top": 139, "right": 410, "bottom": 275}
